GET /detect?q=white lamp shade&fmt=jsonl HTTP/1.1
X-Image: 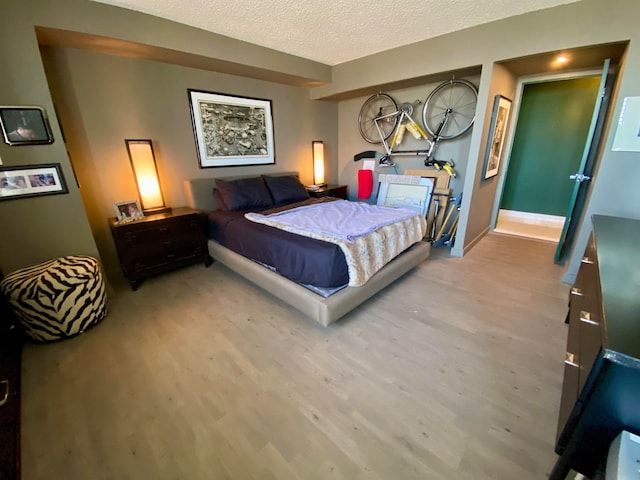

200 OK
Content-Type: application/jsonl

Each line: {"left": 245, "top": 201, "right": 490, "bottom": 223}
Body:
{"left": 312, "top": 141, "right": 325, "bottom": 185}
{"left": 126, "top": 140, "right": 165, "bottom": 211}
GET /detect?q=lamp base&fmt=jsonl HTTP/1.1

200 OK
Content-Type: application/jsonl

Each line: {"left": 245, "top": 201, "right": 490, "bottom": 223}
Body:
{"left": 143, "top": 206, "right": 172, "bottom": 216}
{"left": 307, "top": 183, "right": 327, "bottom": 191}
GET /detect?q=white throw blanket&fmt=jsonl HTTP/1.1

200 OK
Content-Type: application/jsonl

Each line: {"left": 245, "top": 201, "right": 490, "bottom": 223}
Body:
{"left": 245, "top": 201, "right": 426, "bottom": 287}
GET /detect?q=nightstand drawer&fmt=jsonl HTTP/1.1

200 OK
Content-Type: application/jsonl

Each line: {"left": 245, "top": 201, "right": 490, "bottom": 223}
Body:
{"left": 306, "top": 184, "right": 348, "bottom": 199}
{"left": 129, "top": 240, "right": 203, "bottom": 270}
{"left": 116, "top": 216, "right": 201, "bottom": 246}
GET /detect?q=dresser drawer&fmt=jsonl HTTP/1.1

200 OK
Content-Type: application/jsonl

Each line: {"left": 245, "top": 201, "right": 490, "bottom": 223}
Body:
{"left": 551, "top": 216, "right": 640, "bottom": 480}
{"left": 0, "top": 312, "right": 21, "bottom": 480}
{"left": 576, "top": 300, "right": 602, "bottom": 393}
{"left": 557, "top": 245, "right": 602, "bottom": 444}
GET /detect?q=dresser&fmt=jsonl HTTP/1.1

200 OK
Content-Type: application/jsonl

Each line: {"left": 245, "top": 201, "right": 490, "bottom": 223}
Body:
{"left": 550, "top": 215, "right": 640, "bottom": 479}
{"left": 0, "top": 291, "right": 22, "bottom": 480}
{"left": 110, "top": 207, "right": 212, "bottom": 290}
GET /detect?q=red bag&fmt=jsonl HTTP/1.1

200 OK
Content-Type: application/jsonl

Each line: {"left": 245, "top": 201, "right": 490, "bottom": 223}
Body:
{"left": 357, "top": 169, "right": 373, "bottom": 199}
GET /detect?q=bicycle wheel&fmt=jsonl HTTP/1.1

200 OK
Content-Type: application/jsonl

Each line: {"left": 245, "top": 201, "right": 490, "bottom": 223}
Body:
{"left": 422, "top": 79, "right": 478, "bottom": 140}
{"left": 358, "top": 93, "right": 398, "bottom": 144}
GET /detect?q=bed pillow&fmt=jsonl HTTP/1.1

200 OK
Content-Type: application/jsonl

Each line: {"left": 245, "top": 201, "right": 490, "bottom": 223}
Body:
{"left": 263, "top": 175, "right": 309, "bottom": 205}
{"left": 215, "top": 177, "right": 274, "bottom": 211}
{"left": 212, "top": 188, "right": 228, "bottom": 211}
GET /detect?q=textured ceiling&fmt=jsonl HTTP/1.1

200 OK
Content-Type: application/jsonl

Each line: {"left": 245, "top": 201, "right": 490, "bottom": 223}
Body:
{"left": 91, "top": 0, "right": 583, "bottom": 65}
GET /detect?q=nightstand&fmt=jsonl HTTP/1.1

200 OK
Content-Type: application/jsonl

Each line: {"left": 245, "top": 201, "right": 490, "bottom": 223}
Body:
{"left": 306, "top": 184, "right": 348, "bottom": 199}
{"left": 109, "top": 207, "right": 212, "bottom": 290}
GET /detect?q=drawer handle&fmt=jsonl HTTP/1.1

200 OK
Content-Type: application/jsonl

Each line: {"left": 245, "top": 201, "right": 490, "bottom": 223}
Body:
{"left": 570, "top": 287, "right": 583, "bottom": 297}
{"left": 565, "top": 352, "right": 579, "bottom": 368}
{"left": 0, "top": 379, "right": 9, "bottom": 407}
{"left": 579, "top": 311, "right": 599, "bottom": 326}
{"left": 581, "top": 256, "right": 594, "bottom": 265}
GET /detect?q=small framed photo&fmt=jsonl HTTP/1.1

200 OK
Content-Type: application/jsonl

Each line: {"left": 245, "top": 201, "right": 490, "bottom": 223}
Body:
{"left": 0, "top": 106, "right": 54, "bottom": 146}
{"left": 0, "top": 163, "right": 67, "bottom": 201}
{"left": 114, "top": 200, "right": 143, "bottom": 222}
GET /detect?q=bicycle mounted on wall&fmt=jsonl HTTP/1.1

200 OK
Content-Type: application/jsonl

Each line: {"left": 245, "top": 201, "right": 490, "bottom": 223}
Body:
{"left": 354, "top": 78, "right": 478, "bottom": 176}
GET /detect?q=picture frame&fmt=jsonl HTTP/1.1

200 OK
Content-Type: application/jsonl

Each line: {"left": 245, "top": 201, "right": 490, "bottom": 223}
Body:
{"left": 376, "top": 174, "right": 435, "bottom": 217}
{"left": 0, "top": 163, "right": 67, "bottom": 200}
{"left": 113, "top": 200, "right": 144, "bottom": 222}
{"left": 187, "top": 89, "right": 275, "bottom": 168}
{"left": 0, "top": 106, "right": 54, "bottom": 146}
{"left": 482, "top": 95, "right": 512, "bottom": 180}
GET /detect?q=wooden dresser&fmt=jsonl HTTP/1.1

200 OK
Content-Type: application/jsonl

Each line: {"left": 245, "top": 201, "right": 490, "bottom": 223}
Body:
{"left": 0, "top": 291, "right": 22, "bottom": 480}
{"left": 550, "top": 215, "right": 640, "bottom": 479}
{"left": 110, "top": 207, "right": 211, "bottom": 290}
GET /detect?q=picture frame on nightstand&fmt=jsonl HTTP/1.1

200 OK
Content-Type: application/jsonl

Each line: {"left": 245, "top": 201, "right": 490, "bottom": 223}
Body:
{"left": 114, "top": 200, "right": 143, "bottom": 222}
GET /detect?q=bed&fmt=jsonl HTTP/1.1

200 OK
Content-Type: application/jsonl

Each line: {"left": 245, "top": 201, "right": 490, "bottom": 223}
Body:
{"left": 184, "top": 172, "right": 430, "bottom": 326}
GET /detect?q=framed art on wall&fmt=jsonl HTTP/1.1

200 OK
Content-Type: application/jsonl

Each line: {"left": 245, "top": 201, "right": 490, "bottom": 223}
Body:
{"left": 0, "top": 106, "right": 54, "bottom": 146}
{"left": 482, "top": 95, "right": 512, "bottom": 180}
{"left": 188, "top": 89, "right": 275, "bottom": 168}
{"left": 0, "top": 164, "right": 67, "bottom": 200}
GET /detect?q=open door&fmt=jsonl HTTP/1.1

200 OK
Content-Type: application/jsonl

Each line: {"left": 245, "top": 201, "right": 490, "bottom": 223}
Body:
{"left": 554, "top": 59, "right": 612, "bottom": 263}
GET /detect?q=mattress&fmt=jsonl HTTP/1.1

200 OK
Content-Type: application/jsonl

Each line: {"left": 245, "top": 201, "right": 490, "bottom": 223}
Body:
{"left": 207, "top": 209, "right": 349, "bottom": 288}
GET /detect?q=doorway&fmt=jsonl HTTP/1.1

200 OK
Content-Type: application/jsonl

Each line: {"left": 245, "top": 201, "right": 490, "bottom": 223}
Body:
{"left": 494, "top": 75, "right": 601, "bottom": 243}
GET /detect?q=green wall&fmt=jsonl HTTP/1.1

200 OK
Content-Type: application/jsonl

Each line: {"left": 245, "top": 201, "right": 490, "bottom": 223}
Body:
{"left": 500, "top": 77, "right": 600, "bottom": 216}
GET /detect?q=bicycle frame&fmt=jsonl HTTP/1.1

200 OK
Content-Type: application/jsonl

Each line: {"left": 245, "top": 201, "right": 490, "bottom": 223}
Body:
{"left": 373, "top": 107, "right": 455, "bottom": 174}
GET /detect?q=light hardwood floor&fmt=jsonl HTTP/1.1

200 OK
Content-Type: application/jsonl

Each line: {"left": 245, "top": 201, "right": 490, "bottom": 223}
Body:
{"left": 21, "top": 233, "right": 570, "bottom": 479}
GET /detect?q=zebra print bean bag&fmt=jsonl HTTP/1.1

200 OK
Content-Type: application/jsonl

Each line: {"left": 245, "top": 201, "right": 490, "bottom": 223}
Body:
{"left": 0, "top": 255, "right": 107, "bottom": 342}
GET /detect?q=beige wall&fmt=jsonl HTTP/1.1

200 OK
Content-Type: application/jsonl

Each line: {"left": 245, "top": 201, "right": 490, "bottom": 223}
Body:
{"left": 457, "top": 63, "right": 517, "bottom": 253}
{"left": 42, "top": 47, "right": 337, "bottom": 279}
{"left": 2, "top": 0, "right": 640, "bottom": 284}
{"left": 327, "top": 0, "right": 640, "bottom": 276}
{"left": 0, "top": 0, "right": 334, "bottom": 278}
{"left": 0, "top": 9, "right": 99, "bottom": 273}
{"left": 338, "top": 78, "right": 479, "bottom": 201}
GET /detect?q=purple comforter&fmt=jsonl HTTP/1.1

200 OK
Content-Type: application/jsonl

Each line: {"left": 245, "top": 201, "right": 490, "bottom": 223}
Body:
{"left": 245, "top": 200, "right": 418, "bottom": 243}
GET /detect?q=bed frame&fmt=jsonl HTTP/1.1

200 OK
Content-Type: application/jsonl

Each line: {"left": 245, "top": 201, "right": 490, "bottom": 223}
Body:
{"left": 184, "top": 173, "right": 430, "bottom": 326}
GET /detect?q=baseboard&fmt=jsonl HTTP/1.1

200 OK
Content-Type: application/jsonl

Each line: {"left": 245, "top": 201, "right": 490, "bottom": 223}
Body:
{"left": 498, "top": 209, "right": 565, "bottom": 228}
{"left": 451, "top": 225, "right": 489, "bottom": 257}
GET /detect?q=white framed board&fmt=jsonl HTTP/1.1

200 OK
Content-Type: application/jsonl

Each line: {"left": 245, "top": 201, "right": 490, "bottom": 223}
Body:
{"left": 376, "top": 174, "right": 434, "bottom": 217}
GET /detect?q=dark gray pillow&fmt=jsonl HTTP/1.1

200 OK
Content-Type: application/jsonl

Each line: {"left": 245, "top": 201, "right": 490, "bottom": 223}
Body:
{"left": 263, "top": 175, "right": 309, "bottom": 205}
{"left": 212, "top": 188, "right": 228, "bottom": 210}
{"left": 215, "top": 177, "right": 274, "bottom": 211}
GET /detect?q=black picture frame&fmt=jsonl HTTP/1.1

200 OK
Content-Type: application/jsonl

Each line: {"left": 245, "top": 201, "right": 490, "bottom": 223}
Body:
{"left": 187, "top": 89, "right": 275, "bottom": 168}
{"left": 0, "top": 163, "right": 67, "bottom": 201}
{"left": 0, "top": 106, "right": 54, "bottom": 146}
{"left": 482, "top": 95, "right": 512, "bottom": 180}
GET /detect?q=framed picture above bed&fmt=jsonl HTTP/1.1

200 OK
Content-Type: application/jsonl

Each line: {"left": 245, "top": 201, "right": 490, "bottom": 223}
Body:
{"left": 187, "top": 89, "right": 275, "bottom": 168}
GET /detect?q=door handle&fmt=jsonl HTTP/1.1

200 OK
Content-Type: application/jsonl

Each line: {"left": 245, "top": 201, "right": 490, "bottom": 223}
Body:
{"left": 570, "top": 173, "right": 591, "bottom": 183}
